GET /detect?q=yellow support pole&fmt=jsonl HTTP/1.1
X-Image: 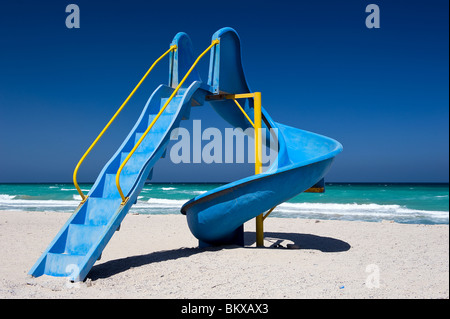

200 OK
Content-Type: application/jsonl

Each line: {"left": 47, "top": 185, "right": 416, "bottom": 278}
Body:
{"left": 232, "top": 99, "right": 254, "bottom": 127}
{"left": 215, "top": 92, "right": 265, "bottom": 246}
{"left": 263, "top": 206, "right": 276, "bottom": 221}
{"left": 253, "top": 92, "right": 264, "bottom": 247}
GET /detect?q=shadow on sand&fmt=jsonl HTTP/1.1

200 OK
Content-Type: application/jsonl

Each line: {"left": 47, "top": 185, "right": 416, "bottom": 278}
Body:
{"left": 244, "top": 231, "right": 351, "bottom": 252}
{"left": 88, "top": 231, "right": 350, "bottom": 280}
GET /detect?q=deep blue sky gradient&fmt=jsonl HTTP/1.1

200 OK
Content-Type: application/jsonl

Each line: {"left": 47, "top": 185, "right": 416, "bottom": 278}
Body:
{"left": 0, "top": 0, "right": 448, "bottom": 183}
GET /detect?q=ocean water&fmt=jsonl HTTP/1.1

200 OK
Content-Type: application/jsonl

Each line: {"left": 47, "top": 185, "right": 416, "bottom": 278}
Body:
{"left": 0, "top": 183, "right": 448, "bottom": 225}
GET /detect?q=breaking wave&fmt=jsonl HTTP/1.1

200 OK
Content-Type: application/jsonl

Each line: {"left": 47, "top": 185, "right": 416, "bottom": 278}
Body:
{"left": 273, "top": 202, "right": 449, "bottom": 223}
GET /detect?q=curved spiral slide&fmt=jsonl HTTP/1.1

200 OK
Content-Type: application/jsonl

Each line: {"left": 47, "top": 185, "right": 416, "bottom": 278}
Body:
{"left": 29, "top": 28, "right": 342, "bottom": 281}
{"left": 180, "top": 28, "right": 343, "bottom": 246}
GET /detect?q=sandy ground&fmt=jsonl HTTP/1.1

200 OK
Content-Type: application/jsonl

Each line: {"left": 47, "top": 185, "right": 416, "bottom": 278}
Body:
{"left": 0, "top": 210, "right": 448, "bottom": 299}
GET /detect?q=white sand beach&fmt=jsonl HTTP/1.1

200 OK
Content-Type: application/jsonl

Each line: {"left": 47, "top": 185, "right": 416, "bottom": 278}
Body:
{"left": 0, "top": 210, "right": 448, "bottom": 299}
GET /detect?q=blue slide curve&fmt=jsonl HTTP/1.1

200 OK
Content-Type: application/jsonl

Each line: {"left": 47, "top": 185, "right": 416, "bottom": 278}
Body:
{"left": 180, "top": 28, "right": 342, "bottom": 246}
{"left": 29, "top": 28, "right": 342, "bottom": 281}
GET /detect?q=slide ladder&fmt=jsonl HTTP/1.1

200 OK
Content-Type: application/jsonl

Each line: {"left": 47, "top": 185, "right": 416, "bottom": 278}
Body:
{"left": 29, "top": 33, "right": 216, "bottom": 281}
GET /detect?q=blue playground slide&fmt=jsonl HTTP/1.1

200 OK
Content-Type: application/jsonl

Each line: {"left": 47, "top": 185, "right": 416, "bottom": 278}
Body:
{"left": 29, "top": 28, "right": 342, "bottom": 281}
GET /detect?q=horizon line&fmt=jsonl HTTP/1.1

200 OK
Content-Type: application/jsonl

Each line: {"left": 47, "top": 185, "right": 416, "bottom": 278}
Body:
{"left": 0, "top": 181, "right": 448, "bottom": 185}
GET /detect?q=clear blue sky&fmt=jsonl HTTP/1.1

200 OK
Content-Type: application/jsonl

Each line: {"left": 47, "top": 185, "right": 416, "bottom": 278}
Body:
{"left": 0, "top": 0, "right": 448, "bottom": 183}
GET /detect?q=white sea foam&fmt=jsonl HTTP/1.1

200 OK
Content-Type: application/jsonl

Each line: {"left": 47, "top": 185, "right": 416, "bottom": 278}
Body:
{"left": 0, "top": 194, "right": 16, "bottom": 200}
{"left": 131, "top": 198, "right": 188, "bottom": 213}
{"left": 0, "top": 197, "right": 79, "bottom": 208}
{"left": 161, "top": 187, "right": 176, "bottom": 191}
{"left": 62, "top": 188, "right": 90, "bottom": 192}
{"left": 146, "top": 198, "right": 186, "bottom": 206}
{"left": 1, "top": 192, "right": 448, "bottom": 223}
{"left": 274, "top": 202, "right": 449, "bottom": 222}
{"left": 171, "top": 190, "right": 209, "bottom": 195}
{"left": 188, "top": 190, "right": 207, "bottom": 195}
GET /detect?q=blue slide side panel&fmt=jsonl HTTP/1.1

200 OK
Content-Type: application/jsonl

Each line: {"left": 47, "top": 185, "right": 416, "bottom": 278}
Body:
{"left": 185, "top": 158, "right": 334, "bottom": 244}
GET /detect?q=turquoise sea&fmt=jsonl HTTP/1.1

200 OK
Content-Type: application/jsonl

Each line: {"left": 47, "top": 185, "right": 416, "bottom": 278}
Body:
{"left": 0, "top": 183, "right": 448, "bottom": 225}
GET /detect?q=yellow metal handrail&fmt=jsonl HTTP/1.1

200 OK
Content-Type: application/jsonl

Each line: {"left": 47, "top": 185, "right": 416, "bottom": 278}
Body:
{"left": 72, "top": 45, "right": 177, "bottom": 202}
{"left": 115, "top": 39, "right": 220, "bottom": 203}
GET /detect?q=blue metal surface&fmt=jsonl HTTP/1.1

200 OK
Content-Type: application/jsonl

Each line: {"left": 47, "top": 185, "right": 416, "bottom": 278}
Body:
{"left": 181, "top": 28, "right": 343, "bottom": 246}
{"left": 29, "top": 28, "right": 342, "bottom": 281}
